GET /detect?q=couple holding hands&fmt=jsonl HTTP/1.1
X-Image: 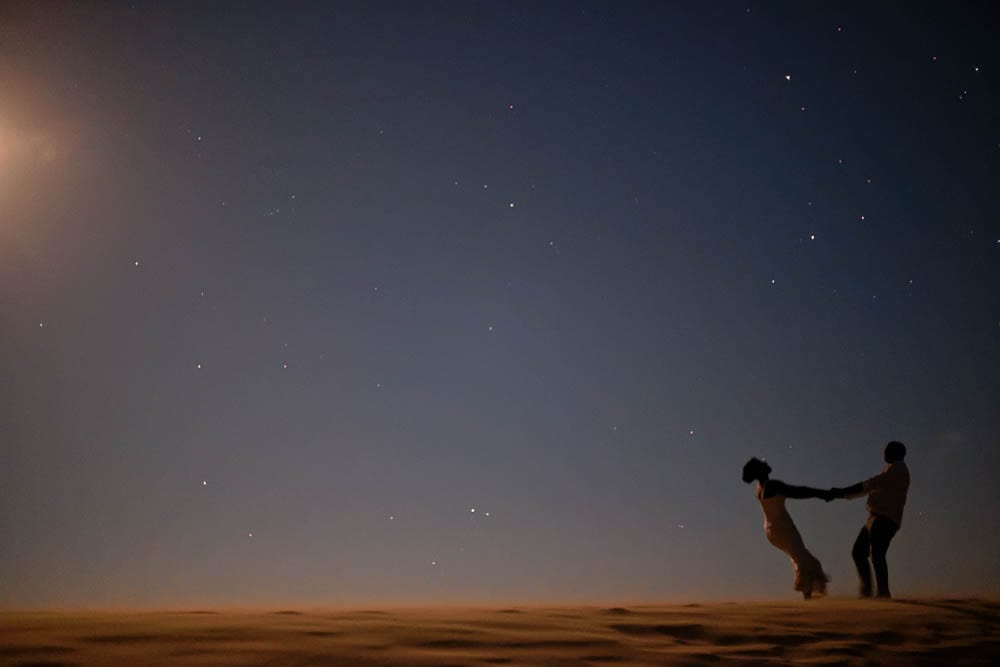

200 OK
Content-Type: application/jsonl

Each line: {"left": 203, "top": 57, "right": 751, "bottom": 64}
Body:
{"left": 742, "top": 441, "right": 910, "bottom": 599}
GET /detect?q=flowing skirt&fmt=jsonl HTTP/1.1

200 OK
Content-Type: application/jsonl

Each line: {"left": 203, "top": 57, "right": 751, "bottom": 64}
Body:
{"left": 765, "top": 519, "right": 829, "bottom": 597}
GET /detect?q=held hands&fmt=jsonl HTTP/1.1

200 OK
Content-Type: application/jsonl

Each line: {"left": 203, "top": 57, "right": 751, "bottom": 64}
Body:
{"left": 819, "top": 488, "right": 845, "bottom": 502}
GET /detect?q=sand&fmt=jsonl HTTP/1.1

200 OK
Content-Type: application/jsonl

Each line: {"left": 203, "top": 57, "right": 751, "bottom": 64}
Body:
{"left": 1, "top": 598, "right": 997, "bottom": 666}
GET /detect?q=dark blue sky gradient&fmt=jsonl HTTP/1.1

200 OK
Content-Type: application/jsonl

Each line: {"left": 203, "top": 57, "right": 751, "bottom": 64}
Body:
{"left": 1, "top": 2, "right": 998, "bottom": 605}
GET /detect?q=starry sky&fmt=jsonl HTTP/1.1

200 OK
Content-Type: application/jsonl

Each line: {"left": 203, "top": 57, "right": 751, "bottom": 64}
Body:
{"left": 2, "top": 2, "right": 998, "bottom": 607}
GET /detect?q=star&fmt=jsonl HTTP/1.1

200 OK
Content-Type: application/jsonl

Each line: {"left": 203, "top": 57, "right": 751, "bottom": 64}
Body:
{"left": 248, "top": 532, "right": 253, "bottom": 537}
{"left": 785, "top": 73, "right": 792, "bottom": 81}
{"left": 38, "top": 322, "right": 44, "bottom": 328}
{"left": 508, "top": 202, "right": 514, "bottom": 208}
{"left": 689, "top": 429, "right": 695, "bottom": 435}
{"left": 770, "top": 279, "right": 776, "bottom": 285}
{"left": 809, "top": 234, "right": 816, "bottom": 240}
{"left": 389, "top": 515, "right": 394, "bottom": 520}
{"left": 202, "top": 480, "right": 207, "bottom": 486}
{"left": 485, "top": 512, "right": 491, "bottom": 517}
{"left": 134, "top": 260, "right": 140, "bottom": 267}
{"left": 470, "top": 508, "right": 476, "bottom": 513}
{"left": 487, "top": 324, "right": 494, "bottom": 332}
{"left": 431, "top": 560, "right": 437, "bottom": 566}
{"left": 196, "top": 363, "right": 202, "bottom": 369}
{"left": 282, "top": 362, "right": 288, "bottom": 369}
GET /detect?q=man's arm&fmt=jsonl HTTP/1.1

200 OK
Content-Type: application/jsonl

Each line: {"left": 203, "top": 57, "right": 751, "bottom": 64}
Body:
{"left": 835, "top": 465, "right": 900, "bottom": 498}
{"left": 831, "top": 482, "right": 865, "bottom": 499}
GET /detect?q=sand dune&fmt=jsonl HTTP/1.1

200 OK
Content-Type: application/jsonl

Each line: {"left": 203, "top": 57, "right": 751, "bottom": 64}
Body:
{"left": 1, "top": 598, "right": 997, "bottom": 666}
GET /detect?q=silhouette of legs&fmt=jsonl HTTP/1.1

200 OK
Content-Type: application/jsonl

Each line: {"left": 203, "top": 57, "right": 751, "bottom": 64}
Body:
{"left": 851, "top": 525, "right": 873, "bottom": 597}
{"left": 852, "top": 515, "right": 899, "bottom": 598}
{"left": 869, "top": 516, "right": 899, "bottom": 598}
{"left": 766, "top": 523, "right": 828, "bottom": 600}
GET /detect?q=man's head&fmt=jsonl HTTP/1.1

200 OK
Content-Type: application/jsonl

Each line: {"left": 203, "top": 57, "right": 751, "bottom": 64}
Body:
{"left": 884, "top": 440, "right": 906, "bottom": 463}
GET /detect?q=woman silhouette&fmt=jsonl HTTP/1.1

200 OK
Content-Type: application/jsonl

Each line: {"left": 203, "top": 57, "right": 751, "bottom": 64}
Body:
{"left": 742, "top": 457, "right": 831, "bottom": 599}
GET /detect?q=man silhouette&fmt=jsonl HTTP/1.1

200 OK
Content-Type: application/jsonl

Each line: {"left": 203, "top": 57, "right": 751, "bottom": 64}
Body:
{"left": 832, "top": 441, "right": 910, "bottom": 598}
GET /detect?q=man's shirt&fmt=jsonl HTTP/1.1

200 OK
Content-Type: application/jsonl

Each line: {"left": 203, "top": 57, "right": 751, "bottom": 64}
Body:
{"left": 863, "top": 460, "right": 910, "bottom": 526}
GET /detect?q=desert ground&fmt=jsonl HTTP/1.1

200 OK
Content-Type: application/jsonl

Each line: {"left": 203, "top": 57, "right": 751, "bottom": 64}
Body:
{"left": 1, "top": 598, "right": 997, "bottom": 666}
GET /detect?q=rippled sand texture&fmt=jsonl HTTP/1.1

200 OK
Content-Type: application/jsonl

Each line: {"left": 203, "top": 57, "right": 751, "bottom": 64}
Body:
{"left": 2, "top": 598, "right": 997, "bottom": 666}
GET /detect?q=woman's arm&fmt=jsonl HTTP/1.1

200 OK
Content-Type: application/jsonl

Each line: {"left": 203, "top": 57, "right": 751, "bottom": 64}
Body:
{"left": 768, "top": 480, "right": 833, "bottom": 501}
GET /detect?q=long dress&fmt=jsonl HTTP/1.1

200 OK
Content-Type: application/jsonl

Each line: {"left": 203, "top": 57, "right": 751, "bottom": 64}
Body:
{"left": 757, "top": 481, "right": 829, "bottom": 597}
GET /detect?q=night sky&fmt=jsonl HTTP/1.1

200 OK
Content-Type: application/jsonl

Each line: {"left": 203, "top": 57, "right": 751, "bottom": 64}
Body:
{"left": 2, "top": 2, "right": 998, "bottom": 607}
